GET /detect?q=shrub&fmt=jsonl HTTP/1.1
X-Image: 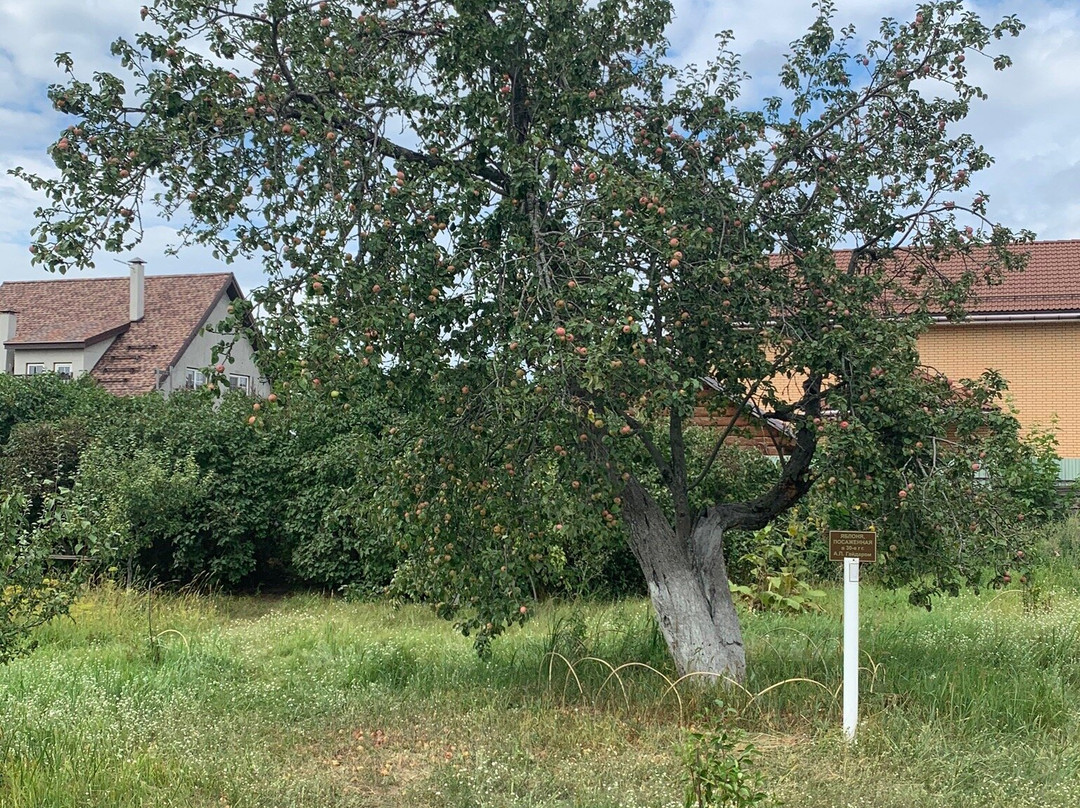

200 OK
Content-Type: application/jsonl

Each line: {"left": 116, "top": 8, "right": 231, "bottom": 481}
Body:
{"left": 0, "top": 373, "right": 114, "bottom": 445}
{"left": 1, "top": 417, "right": 91, "bottom": 507}
{"left": 728, "top": 523, "right": 825, "bottom": 613}
{"left": 0, "top": 489, "right": 112, "bottom": 663}
{"left": 287, "top": 431, "right": 400, "bottom": 593}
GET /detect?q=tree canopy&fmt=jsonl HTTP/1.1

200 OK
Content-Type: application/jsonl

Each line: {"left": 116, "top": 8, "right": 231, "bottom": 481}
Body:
{"left": 15, "top": 0, "right": 1042, "bottom": 680}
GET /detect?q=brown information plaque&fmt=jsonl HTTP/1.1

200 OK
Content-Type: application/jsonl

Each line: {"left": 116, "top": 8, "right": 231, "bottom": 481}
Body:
{"left": 829, "top": 530, "right": 877, "bottom": 563}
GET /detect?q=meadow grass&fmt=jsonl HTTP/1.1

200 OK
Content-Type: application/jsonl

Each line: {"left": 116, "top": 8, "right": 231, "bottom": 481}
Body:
{"left": 2, "top": 536, "right": 1079, "bottom": 807}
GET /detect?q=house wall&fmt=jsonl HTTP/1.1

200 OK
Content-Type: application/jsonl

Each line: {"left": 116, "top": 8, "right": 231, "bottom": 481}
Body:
{"left": 3, "top": 336, "right": 116, "bottom": 377}
{"left": 161, "top": 295, "right": 269, "bottom": 396}
{"left": 83, "top": 336, "right": 117, "bottom": 373}
{"left": 0, "top": 312, "right": 15, "bottom": 373}
{"left": 689, "top": 402, "right": 793, "bottom": 456}
{"left": 10, "top": 346, "right": 95, "bottom": 376}
{"left": 918, "top": 321, "right": 1080, "bottom": 457}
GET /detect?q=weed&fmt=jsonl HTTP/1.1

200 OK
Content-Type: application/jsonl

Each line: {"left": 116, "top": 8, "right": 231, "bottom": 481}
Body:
{"left": 730, "top": 524, "right": 825, "bottom": 614}
{"left": 681, "top": 702, "right": 773, "bottom": 808}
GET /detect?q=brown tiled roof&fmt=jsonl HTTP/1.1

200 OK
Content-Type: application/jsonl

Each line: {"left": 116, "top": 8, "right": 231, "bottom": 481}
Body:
{"left": 771, "top": 239, "right": 1080, "bottom": 316}
{"left": 0, "top": 273, "right": 238, "bottom": 395}
{"left": 952, "top": 239, "right": 1080, "bottom": 315}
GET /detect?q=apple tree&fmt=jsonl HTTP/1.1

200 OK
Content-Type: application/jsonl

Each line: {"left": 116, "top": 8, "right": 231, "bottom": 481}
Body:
{"left": 16, "top": 0, "right": 1035, "bottom": 680}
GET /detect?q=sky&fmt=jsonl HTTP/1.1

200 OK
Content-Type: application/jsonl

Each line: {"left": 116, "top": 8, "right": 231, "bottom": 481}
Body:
{"left": 1, "top": 0, "right": 1078, "bottom": 293}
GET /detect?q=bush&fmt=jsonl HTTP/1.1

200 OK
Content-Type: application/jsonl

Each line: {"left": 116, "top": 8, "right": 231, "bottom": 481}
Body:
{"left": 728, "top": 523, "right": 825, "bottom": 613}
{"left": 798, "top": 371, "right": 1065, "bottom": 605}
{"left": 72, "top": 445, "right": 243, "bottom": 584}
{"left": 0, "top": 373, "right": 113, "bottom": 445}
{"left": 1, "top": 417, "right": 91, "bottom": 506}
{"left": 286, "top": 431, "right": 400, "bottom": 593}
{"left": 0, "top": 489, "right": 112, "bottom": 663}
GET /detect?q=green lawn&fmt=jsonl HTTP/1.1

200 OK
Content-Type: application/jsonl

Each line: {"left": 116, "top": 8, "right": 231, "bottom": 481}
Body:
{"left": 2, "top": 559, "right": 1079, "bottom": 807}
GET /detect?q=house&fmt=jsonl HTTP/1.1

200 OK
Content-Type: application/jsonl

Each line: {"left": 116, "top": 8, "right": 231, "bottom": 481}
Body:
{"left": 691, "top": 378, "right": 796, "bottom": 457}
{"left": 915, "top": 239, "right": 1080, "bottom": 480}
{"left": 764, "top": 239, "right": 1080, "bottom": 479}
{"left": 0, "top": 259, "right": 268, "bottom": 397}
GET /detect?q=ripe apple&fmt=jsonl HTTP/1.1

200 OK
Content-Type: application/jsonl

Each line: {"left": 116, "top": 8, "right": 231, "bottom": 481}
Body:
{"left": 898, "top": 489, "right": 908, "bottom": 499}
{"left": 215, "top": 364, "right": 225, "bottom": 373}
{"left": 267, "top": 393, "right": 278, "bottom": 403}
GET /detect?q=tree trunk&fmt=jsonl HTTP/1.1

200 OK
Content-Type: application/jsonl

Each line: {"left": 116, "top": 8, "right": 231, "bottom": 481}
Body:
{"left": 620, "top": 479, "right": 745, "bottom": 684}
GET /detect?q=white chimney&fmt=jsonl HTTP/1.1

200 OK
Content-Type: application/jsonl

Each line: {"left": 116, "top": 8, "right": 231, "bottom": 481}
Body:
{"left": 0, "top": 310, "right": 15, "bottom": 374}
{"left": 129, "top": 257, "right": 146, "bottom": 322}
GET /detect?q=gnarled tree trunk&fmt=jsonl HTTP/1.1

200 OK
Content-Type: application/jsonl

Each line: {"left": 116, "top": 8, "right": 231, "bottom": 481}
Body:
{"left": 614, "top": 395, "right": 820, "bottom": 684}
{"left": 620, "top": 479, "right": 745, "bottom": 683}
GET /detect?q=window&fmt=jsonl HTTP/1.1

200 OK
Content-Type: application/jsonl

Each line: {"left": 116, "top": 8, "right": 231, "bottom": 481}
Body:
{"left": 228, "top": 373, "right": 251, "bottom": 394}
{"left": 184, "top": 368, "right": 206, "bottom": 389}
{"left": 53, "top": 363, "right": 73, "bottom": 379}
{"left": 25, "top": 363, "right": 45, "bottom": 375}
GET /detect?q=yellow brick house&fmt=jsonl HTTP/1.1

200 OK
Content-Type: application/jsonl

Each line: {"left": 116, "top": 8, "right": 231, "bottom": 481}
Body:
{"left": 915, "top": 239, "right": 1080, "bottom": 480}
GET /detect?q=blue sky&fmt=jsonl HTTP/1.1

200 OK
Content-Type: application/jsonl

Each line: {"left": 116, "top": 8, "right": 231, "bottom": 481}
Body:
{"left": 1, "top": 0, "right": 1077, "bottom": 293}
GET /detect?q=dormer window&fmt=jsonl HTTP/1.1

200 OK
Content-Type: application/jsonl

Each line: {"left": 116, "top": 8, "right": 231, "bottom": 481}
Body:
{"left": 25, "top": 363, "right": 45, "bottom": 375}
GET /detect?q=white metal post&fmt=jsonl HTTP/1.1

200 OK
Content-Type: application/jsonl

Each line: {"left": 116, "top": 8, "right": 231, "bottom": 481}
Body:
{"left": 842, "top": 556, "right": 860, "bottom": 740}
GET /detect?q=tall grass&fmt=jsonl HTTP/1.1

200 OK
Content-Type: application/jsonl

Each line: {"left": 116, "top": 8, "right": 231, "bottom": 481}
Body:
{"left": 2, "top": 532, "right": 1080, "bottom": 807}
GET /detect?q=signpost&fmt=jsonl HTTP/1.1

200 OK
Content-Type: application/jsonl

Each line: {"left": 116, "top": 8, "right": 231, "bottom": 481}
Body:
{"left": 828, "top": 530, "right": 877, "bottom": 741}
